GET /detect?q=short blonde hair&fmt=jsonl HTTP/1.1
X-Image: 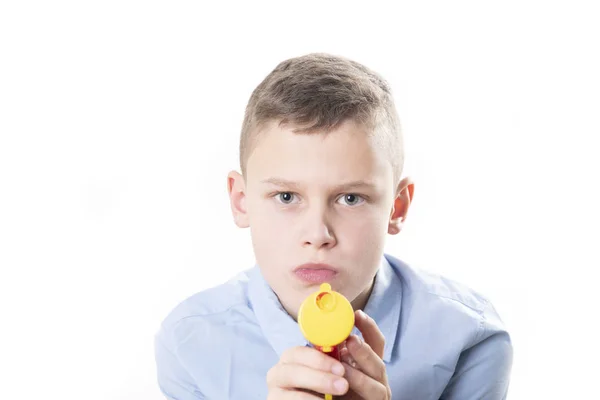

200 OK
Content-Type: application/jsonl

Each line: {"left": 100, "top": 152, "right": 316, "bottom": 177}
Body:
{"left": 239, "top": 53, "right": 404, "bottom": 186}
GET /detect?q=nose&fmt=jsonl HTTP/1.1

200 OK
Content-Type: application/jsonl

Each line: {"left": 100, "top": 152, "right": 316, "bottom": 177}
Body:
{"left": 301, "top": 206, "right": 337, "bottom": 249}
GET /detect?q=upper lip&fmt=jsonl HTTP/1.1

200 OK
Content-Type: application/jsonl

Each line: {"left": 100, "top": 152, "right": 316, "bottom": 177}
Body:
{"left": 293, "top": 263, "right": 339, "bottom": 272}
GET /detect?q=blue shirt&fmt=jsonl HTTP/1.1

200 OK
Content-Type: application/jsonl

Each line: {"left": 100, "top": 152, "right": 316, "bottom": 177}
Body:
{"left": 154, "top": 254, "right": 512, "bottom": 399}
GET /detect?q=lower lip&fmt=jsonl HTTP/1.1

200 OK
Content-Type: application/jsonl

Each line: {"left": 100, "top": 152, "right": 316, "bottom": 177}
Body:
{"left": 294, "top": 269, "right": 338, "bottom": 283}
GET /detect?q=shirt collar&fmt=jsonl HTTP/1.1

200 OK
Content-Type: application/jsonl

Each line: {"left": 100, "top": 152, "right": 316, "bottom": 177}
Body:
{"left": 248, "top": 254, "right": 402, "bottom": 362}
{"left": 363, "top": 254, "right": 403, "bottom": 362}
{"left": 248, "top": 267, "right": 309, "bottom": 356}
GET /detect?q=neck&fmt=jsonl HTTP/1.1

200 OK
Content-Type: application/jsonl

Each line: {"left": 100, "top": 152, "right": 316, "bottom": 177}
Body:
{"left": 351, "top": 275, "right": 376, "bottom": 312}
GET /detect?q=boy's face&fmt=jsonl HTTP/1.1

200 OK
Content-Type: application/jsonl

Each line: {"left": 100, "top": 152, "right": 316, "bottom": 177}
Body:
{"left": 228, "top": 119, "right": 413, "bottom": 318}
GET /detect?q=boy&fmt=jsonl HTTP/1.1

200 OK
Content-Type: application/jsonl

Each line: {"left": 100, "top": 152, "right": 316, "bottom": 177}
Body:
{"left": 154, "top": 53, "right": 513, "bottom": 399}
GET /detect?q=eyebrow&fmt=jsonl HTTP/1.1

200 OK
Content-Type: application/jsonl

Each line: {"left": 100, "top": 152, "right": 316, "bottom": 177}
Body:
{"left": 260, "top": 177, "right": 377, "bottom": 192}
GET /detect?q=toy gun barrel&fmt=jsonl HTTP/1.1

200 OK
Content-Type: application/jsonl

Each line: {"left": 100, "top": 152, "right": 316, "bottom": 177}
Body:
{"left": 298, "top": 283, "right": 355, "bottom": 400}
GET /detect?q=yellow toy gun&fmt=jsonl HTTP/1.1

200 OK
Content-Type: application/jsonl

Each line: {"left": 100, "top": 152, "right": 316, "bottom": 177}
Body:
{"left": 298, "top": 283, "right": 355, "bottom": 400}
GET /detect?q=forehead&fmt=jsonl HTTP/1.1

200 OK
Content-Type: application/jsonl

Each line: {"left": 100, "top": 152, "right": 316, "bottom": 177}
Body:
{"left": 246, "top": 120, "right": 393, "bottom": 187}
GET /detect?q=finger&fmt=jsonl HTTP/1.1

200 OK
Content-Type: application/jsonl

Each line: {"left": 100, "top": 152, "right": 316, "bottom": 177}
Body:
{"left": 346, "top": 334, "right": 387, "bottom": 383}
{"left": 268, "top": 387, "right": 323, "bottom": 400}
{"left": 354, "top": 310, "right": 385, "bottom": 358}
{"left": 342, "top": 361, "right": 390, "bottom": 399}
{"left": 280, "top": 346, "right": 345, "bottom": 375}
{"left": 339, "top": 344, "right": 357, "bottom": 369}
{"left": 266, "top": 363, "right": 349, "bottom": 396}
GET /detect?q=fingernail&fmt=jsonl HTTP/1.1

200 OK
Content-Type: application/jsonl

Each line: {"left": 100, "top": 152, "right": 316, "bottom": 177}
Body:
{"left": 333, "top": 378, "right": 348, "bottom": 393}
{"left": 331, "top": 363, "right": 344, "bottom": 376}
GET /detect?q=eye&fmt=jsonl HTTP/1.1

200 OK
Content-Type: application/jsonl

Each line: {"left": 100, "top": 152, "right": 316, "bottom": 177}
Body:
{"left": 275, "top": 192, "right": 298, "bottom": 204}
{"left": 337, "top": 194, "right": 365, "bottom": 206}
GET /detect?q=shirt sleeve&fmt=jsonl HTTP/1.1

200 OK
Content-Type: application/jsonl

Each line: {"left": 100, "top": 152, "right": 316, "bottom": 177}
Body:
{"left": 440, "top": 300, "right": 514, "bottom": 400}
{"left": 154, "top": 325, "right": 204, "bottom": 400}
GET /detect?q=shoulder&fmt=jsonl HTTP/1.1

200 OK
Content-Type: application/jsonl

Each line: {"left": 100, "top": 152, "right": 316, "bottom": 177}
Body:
{"left": 154, "top": 268, "right": 272, "bottom": 397}
{"left": 385, "top": 254, "right": 508, "bottom": 341}
{"left": 157, "top": 269, "right": 256, "bottom": 346}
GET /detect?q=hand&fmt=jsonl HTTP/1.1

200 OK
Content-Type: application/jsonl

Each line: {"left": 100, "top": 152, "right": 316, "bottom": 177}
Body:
{"left": 339, "top": 310, "right": 391, "bottom": 400}
{"left": 266, "top": 345, "right": 350, "bottom": 399}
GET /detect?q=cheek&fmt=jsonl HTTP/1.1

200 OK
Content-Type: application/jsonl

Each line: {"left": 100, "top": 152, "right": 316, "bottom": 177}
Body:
{"left": 339, "top": 208, "right": 389, "bottom": 236}
{"left": 336, "top": 209, "right": 389, "bottom": 255}
{"left": 248, "top": 201, "right": 297, "bottom": 257}
{"left": 249, "top": 201, "right": 294, "bottom": 234}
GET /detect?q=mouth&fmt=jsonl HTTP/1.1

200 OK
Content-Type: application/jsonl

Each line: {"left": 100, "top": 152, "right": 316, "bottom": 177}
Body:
{"left": 293, "top": 263, "right": 339, "bottom": 284}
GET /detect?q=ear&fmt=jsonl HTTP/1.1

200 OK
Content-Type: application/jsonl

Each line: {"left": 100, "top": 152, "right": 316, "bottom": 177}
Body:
{"left": 388, "top": 177, "right": 415, "bottom": 235}
{"left": 227, "top": 170, "right": 250, "bottom": 228}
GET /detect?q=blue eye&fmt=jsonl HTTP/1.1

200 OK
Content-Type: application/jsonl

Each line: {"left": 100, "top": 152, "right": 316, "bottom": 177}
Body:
{"left": 338, "top": 194, "right": 364, "bottom": 206}
{"left": 276, "top": 192, "right": 296, "bottom": 204}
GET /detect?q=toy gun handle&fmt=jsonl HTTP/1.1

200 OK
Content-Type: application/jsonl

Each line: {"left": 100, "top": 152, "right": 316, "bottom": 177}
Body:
{"left": 315, "top": 344, "right": 344, "bottom": 400}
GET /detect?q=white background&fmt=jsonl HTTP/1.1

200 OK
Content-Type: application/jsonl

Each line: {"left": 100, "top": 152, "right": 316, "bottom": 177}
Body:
{"left": 1, "top": 1, "right": 598, "bottom": 399}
